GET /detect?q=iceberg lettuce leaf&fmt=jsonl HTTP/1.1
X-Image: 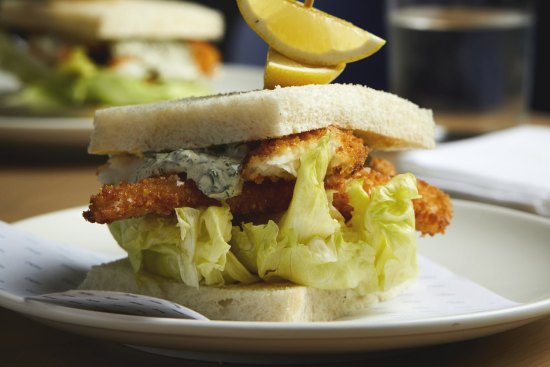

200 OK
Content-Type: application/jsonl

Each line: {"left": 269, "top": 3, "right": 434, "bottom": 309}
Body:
{"left": 230, "top": 135, "right": 419, "bottom": 292}
{"left": 347, "top": 173, "right": 420, "bottom": 291}
{"left": 108, "top": 204, "right": 257, "bottom": 288}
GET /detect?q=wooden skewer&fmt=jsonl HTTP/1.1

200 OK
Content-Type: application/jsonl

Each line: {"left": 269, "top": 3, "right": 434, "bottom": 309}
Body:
{"left": 304, "top": 0, "right": 315, "bottom": 8}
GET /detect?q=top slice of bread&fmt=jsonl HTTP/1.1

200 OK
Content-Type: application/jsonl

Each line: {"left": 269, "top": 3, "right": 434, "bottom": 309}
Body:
{"left": 0, "top": 0, "right": 224, "bottom": 41}
{"left": 88, "top": 84, "right": 436, "bottom": 155}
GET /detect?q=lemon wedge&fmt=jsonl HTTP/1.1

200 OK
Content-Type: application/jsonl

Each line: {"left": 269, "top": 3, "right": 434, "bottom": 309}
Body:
{"left": 236, "top": 0, "right": 386, "bottom": 66}
{"left": 264, "top": 48, "right": 345, "bottom": 89}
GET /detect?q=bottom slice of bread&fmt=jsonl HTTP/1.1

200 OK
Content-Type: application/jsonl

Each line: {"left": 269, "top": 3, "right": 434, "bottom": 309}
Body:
{"left": 79, "top": 259, "right": 411, "bottom": 322}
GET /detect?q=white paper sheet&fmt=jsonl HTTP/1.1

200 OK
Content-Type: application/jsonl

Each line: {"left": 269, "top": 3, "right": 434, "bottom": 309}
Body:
{"left": 347, "top": 256, "right": 518, "bottom": 323}
{"left": 26, "top": 290, "right": 208, "bottom": 319}
{"left": 0, "top": 221, "right": 113, "bottom": 296}
{"left": 0, "top": 221, "right": 519, "bottom": 320}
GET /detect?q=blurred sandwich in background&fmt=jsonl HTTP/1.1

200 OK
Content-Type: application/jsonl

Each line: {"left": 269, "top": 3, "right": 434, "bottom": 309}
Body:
{"left": 0, "top": 0, "right": 224, "bottom": 115}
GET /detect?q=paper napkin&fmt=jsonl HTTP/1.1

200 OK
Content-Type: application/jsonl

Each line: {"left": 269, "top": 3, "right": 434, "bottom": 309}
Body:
{"left": 398, "top": 124, "right": 550, "bottom": 217}
{"left": 0, "top": 221, "right": 518, "bottom": 320}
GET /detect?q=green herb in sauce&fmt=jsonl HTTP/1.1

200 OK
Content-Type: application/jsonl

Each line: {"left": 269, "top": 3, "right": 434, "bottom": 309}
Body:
{"left": 115, "top": 144, "right": 249, "bottom": 200}
{"left": 138, "top": 150, "right": 241, "bottom": 199}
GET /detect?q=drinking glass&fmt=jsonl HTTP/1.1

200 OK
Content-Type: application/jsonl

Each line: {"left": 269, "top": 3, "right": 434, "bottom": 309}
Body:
{"left": 387, "top": 0, "right": 534, "bottom": 138}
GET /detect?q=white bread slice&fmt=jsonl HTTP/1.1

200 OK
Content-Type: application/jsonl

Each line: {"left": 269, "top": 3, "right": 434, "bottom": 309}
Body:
{"left": 88, "top": 84, "right": 435, "bottom": 155}
{"left": 79, "top": 259, "right": 411, "bottom": 322}
{"left": 0, "top": 0, "right": 223, "bottom": 41}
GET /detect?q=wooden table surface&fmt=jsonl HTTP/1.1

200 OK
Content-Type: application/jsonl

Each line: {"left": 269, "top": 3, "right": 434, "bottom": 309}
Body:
{"left": 1, "top": 118, "right": 549, "bottom": 367}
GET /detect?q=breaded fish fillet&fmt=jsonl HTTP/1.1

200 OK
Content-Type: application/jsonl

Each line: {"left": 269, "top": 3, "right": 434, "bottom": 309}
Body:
{"left": 83, "top": 175, "right": 295, "bottom": 224}
{"left": 84, "top": 159, "right": 452, "bottom": 236}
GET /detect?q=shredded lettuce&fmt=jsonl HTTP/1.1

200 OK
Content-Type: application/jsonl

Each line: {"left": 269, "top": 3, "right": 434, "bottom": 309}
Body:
{"left": 109, "top": 134, "right": 419, "bottom": 291}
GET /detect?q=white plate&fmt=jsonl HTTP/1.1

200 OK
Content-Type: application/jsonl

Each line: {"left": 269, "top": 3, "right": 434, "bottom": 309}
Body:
{"left": 0, "top": 64, "right": 263, "bottom": 147}
{"left": 2, "top": 200, "right": 550, "bottom": 363}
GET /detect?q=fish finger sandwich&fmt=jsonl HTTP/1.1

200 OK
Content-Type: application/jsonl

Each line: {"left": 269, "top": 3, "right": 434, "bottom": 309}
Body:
{"left": 80, "top": 83, "right": 452, "bottom": 321}
{"left": 0, "top": 0, "right": 223, "bottom": 114}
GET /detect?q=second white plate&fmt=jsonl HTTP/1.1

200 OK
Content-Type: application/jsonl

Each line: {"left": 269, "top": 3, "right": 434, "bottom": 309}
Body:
{"left": 0, "top": 64, "right": 263, "bottom": 147}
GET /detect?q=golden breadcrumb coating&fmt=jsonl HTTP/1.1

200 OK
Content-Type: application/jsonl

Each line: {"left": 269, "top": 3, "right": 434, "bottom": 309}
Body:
{"left": 413, "top": 178, "right": 454, "bottom": 236}
{"left": 83, "top": 175, "right": 295, "bottom": 224}
{"left": 369, "top": 156, "right": 397, "bottom": 176}
{"left": 84, "top": 158, "right": 452, "bottom": 236}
